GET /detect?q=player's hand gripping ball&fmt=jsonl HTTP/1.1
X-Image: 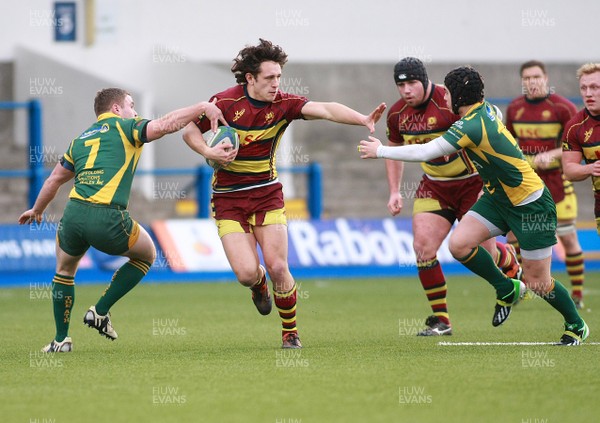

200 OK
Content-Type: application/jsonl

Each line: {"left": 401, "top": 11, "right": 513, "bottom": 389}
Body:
{"left": 204, "top": 126, "right": 240, "bottom": 169}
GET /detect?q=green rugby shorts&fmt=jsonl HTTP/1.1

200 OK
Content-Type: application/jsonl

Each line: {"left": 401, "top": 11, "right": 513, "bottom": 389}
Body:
{"left": 57, "top": 199, "right": 140, "bottom": 257}
{"left": 470, "top": 188, "right": 557, "bottom": 251}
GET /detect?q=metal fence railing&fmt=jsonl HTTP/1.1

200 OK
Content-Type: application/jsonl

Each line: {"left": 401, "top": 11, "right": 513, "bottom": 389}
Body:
{"left": 137, "top": 164, "right": 323, "bottom": 219}
{"left": 0, "top": 99, "right": 43, "bottom": 208}
{"left": 0, "top": 99, "right": 323, "bottom": 218}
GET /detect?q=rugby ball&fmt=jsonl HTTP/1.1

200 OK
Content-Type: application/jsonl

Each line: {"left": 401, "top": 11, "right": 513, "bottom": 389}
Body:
{"left": 204, "top": 126, "right": 240, "bottom": 169}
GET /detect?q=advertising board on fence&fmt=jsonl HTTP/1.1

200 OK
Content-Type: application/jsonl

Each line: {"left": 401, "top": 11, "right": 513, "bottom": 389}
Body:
{"left": 149, "top": 218, "right": 600, "bottom": 273}
{"left": 0, "top": 223, "right": 93, "bottom": 271}
{"left": 1, "top": 218, "right": 599, "bottom": 285}
{"left": 150, "top": 218, "right": 453, "bottom": 273}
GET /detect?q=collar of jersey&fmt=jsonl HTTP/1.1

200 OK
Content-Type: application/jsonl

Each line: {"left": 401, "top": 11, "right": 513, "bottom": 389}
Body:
{"left": 463, "top": 101, "right": 485, "bottom": 117}
{"left": 585, "top": 108, "right": 600, "bottom": 121}
{"left": 97, "top": 112, "right": 120, "bottom": 121}
{"left": 524, "top": 94, "right": 550, "bottom": 105}
{"left": 243, "top": 84, "right": 271, "bottom": 108}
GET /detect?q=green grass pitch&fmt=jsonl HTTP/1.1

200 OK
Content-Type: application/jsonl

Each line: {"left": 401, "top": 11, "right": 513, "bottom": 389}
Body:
{"left": 1, "top": 273, "right": 599, "bottom": 423}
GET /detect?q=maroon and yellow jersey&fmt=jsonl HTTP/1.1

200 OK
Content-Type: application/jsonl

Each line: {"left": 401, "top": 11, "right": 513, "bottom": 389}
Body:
{"left": 562, "top": 108, "right": 600, "bottom": 193}
{"left": 506, "top": 94, "right": 577, "bottom": 171}
{"left": 386, "top": 84, "right": 476, "bottom": 180}
{"left": 195, "top": 85, "right": 308, "bottom": 193}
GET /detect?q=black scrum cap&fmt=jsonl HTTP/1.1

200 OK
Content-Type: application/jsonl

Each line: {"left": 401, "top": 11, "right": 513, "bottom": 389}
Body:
{"left": 394, "top": 57, "right": 428, "bottom": 89}
{"left": 444, "top": 66, "right": 484, "bottom": 114}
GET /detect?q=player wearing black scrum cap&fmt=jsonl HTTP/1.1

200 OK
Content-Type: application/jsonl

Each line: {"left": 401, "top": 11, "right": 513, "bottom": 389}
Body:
{"left": 360, "top": 66, "right": 589, "bottom": 345}
{"left": 383, "top": 59, "right": 522, "bottom": 337}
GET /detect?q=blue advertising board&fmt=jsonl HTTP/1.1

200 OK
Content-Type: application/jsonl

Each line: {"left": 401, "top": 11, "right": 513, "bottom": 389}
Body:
{"left": 1, "top": 219, "right": 598, "bottom": 286}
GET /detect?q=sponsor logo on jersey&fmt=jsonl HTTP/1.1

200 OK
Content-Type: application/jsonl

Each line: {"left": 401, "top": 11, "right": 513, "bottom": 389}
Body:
{"left": 265, "top": 112, "right": 275, "bottom": 124}
{"left": 242, "top": 132, "right": 265, "bottom": 145}
{"left": 233, "top": 109, "right": 245, "bottom": 122}
{"left": 80, "top": 123, "right": 111, "bottom": 139}
{"left": 79, "top": 127, "right": 101, "bottom": 139}
{"left": 485, "top": 104, "right": 496, "bottom": 121}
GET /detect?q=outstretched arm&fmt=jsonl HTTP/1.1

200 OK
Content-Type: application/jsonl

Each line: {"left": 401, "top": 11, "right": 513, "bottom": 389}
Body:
{"left": 146, "top": 99, "right": 228, "bottom": 142}
{"left": 358, "top": 135, "right": 459, "bottom": 162}
{"left": 301, "top": 102, "right": 386, "bottom": 133}
{"left": 18, "top": 162, "right": 74, "bottom": 224}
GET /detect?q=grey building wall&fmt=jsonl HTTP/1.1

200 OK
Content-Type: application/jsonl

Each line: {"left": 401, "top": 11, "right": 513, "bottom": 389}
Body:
{"left": 0, "top": 62, "right": 14, "bottom": 145}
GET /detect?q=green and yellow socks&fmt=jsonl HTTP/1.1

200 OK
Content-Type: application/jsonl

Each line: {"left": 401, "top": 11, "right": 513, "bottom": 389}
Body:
{"left": 48, "top": 259, "right": 151, "bottom": 342}
{"left": 541, "top": 278, "right": 583, "bottom": 327}
{"left": 95, "top": 259, "right": 151, "bottom": 315}
{"left": 52, "top": 274, "right": 75, "bottom": 343}
{"left": 456, "top": 246, "right": 514, "bottom": 299}
{"left": 457, "top": 246, "right": 584, "bottom": 328}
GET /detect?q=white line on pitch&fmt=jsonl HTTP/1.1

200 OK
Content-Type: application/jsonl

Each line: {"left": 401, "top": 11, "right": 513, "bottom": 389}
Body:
{"left": 438, "top": 342, "right": 600, "bottom": 346}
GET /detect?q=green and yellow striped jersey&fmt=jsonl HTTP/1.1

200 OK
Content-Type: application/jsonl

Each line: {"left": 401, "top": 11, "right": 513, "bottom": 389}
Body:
{"left": 61, "top": 112, "right": 150, "bottom": 208}
{"left": 442, "top": 102, "right": 544, "bottom": 207}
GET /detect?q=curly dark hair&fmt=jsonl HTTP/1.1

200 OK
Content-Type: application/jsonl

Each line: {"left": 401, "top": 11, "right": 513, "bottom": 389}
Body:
{"left": 231, "top": 39, "right": 288, "bottom": 84}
